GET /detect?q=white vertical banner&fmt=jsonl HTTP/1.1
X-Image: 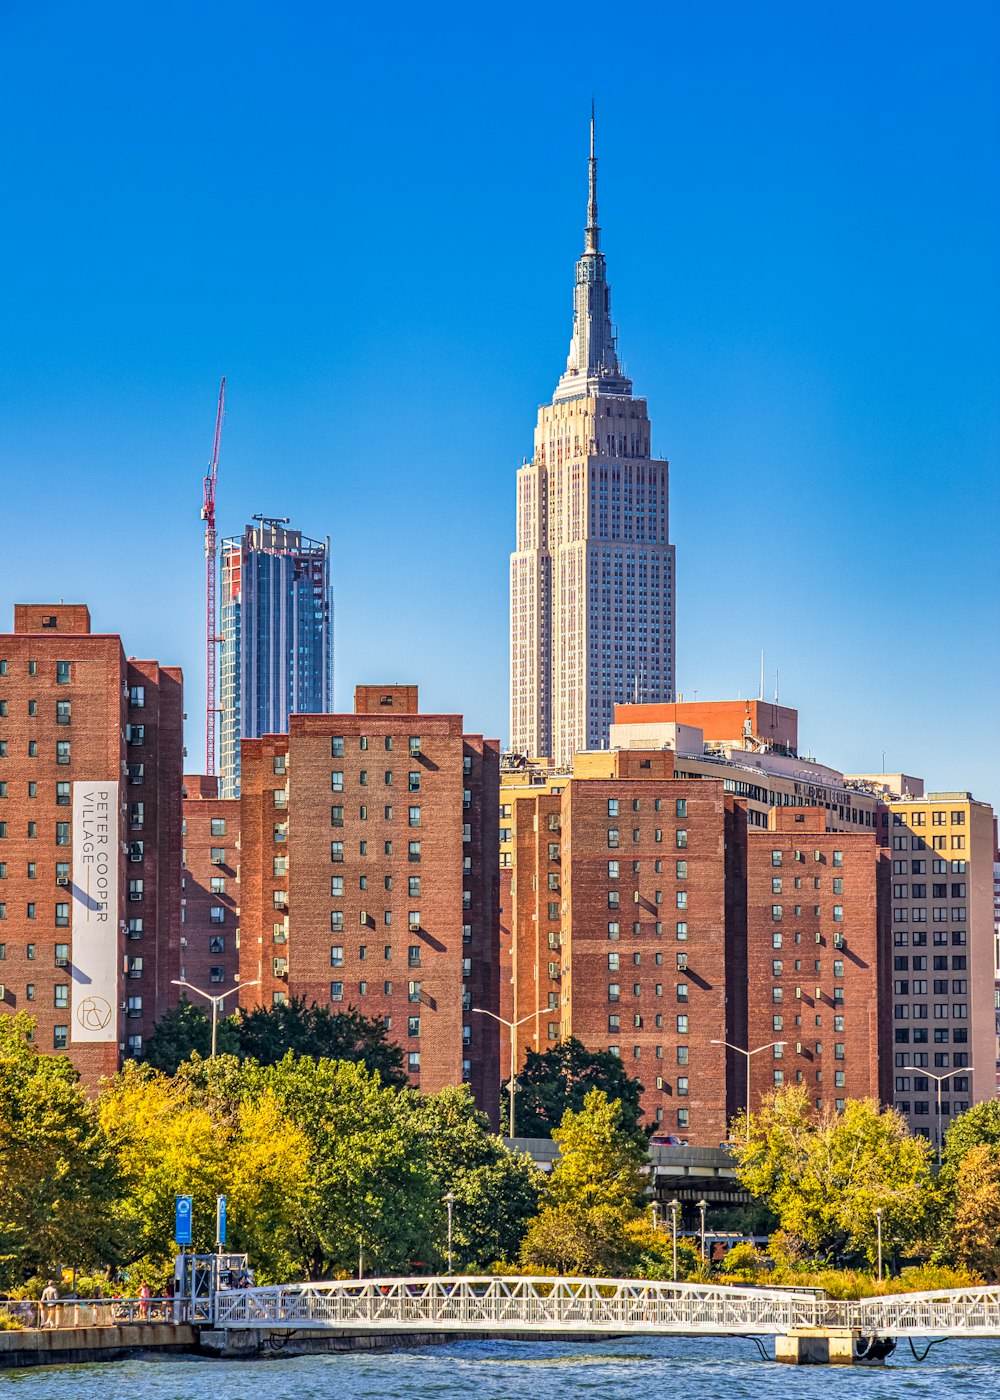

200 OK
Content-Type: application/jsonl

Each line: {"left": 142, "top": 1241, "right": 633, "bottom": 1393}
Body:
{"left": 71, "top": 781, "right": 120, "bottom": 1043}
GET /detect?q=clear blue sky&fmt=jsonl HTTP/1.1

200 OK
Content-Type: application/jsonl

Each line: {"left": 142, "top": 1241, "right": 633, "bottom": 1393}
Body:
{"left": 1, "top": 1, "right": 997, "bottom": 809}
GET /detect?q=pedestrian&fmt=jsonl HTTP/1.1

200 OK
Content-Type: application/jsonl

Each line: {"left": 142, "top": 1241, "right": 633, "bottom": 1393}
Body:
{"left": 138, "top": 1281, "right": 152, "bottom": 1322}
{"left": 40, "top": 1280, "right": 59, "bottom": 1329}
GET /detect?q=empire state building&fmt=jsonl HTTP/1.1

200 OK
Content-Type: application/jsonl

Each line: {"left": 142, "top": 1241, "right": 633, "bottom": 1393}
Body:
{"left": 510, "top": 117, "right": 676, "bottom": 765}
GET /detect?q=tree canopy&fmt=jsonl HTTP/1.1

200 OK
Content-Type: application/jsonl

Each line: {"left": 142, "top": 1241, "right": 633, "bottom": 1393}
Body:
{"left": 0, "top": 1014, "right": 121, "bottom": 1287}
{"left": 507, "top": 1038, "right": 646, "bottom": 1139}
{"left": 142, "top": 995, "right": 406, "bottom": 1085}
{"left": 732, "top": 1087, "right": 935, "bottom": 1267}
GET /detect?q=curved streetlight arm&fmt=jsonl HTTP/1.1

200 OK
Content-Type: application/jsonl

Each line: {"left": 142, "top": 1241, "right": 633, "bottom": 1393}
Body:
{"left": 710, "top": 1039, "right": 786, "bottom": 1144}
{"left": 170, "top": 979, "right": 261, "bottom": 1058}
{"left": 471, "top": 1008, "right": 538, "bottom": 1139}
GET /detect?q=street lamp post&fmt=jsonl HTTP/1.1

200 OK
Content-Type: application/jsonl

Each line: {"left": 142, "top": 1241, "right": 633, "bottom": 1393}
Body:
{"left": 443, "top": 1192, "right": 456, "bottom": 1275}
{"left": 651, "top": 1201, "right": 660, "bottom": 1231}
{"left": 710, "top": 1039, "right": 787, "bottom": 1141}
{"left": 697, "top": 1198, "right": 708, "bottom": 1263}
{"left": 875, "top": 1206, "right": 884, "bottom": 1283}
{"left": 171, "top": 978, "right": 261, "bottom": 1058}
{"left": 471, "top": 1007, "right": 536, "bottom": 1139}
{"left": 669, "top": 1199, "right": 680, "bottom": 1282}
{"left": 918, "top": 1066, "right": 975, "bottom": 1165}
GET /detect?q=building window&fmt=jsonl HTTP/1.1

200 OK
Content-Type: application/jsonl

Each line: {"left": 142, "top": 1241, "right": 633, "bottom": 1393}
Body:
{"left": 273, "top": 755, "right": 286, "bottom": 775}
{"left": 408, "top": 806, "right": 421, "bottom": 827}
{"left": 210, "top": 818, "right": 227, "bottom": 837}
{"left": 53, "top": 1025, "right": 68, "bottom": 1050}
{"left": 408, "top": 841, "right": 421, "bottom": 862}
{"left": 55, "top": 902, "right": 69, "bottom": 927}
{"left": 408, "top": 980, "right": 421, "bottom": 1002}
{"left": 677, "top": 1015, "right": 688, "bottom": 1034}
{"left": 56, "top": 701, "right": 71, "bottom": 725}
{"left": 407, "top": 1051, "right": 420, "bottom": 1074}
{"left": 331, "top": 736, "right": 344, "bottom": 757}
{"left": 330, "top": 982, "right": 344, "bottom": 1002}
{"left": 210, "top": 906, "right": 225, "bottom": 923}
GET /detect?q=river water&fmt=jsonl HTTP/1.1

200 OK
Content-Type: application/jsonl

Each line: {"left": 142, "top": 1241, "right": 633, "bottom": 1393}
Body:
{"left": 1, "top": 1336, "right": 998, "bottom": 1399}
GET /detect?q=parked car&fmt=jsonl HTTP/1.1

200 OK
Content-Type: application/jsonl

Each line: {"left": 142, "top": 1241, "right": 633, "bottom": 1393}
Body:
{"left": 649, "top": 1132, "right": 687, "bottom": 1147}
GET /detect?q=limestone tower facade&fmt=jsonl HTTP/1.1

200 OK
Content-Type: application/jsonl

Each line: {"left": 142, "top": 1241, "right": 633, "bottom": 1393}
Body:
{"left": 510, "top": 115, "right": 676, "bottom": 765}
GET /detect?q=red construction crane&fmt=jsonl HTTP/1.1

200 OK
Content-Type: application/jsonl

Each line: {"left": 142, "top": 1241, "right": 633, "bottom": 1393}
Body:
{"left": 201, "top": 377, "right": 226, "bottom": 776}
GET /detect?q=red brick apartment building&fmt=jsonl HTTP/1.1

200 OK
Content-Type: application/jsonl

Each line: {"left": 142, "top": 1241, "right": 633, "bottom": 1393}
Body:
{"left": 181, "top": 775, "right": 240, "bottom": 996}
{"left": 0, "top": 605, "right": 183, "bottom": 1080}
{"left": 238, "top": 686, "right": 501, "bottom": 1120}
{"left": 508, "top": 749, "right": 748, "bottom": 1143}
{"left": 745, "top": 808, "right": 891, "bottom": 1116}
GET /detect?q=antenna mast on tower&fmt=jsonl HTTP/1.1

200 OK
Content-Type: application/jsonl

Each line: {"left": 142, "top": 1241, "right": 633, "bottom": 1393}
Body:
{"left": 201, "top": 377, "right": 226, "bottom": 776}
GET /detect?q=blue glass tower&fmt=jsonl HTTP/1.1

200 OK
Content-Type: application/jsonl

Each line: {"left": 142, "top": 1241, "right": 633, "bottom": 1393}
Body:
{"left": 219, "top": 519, "right": 333, "bottom": 797}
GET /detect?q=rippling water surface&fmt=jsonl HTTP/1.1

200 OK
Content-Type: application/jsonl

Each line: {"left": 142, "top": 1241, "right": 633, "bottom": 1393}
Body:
{"left": 2, "top": 1336, "right": 999, "bottom": 1400}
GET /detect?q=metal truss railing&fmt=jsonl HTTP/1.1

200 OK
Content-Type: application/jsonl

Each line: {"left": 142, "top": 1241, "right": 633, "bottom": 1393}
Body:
{"left": 212, "top": 1277, "right": 1000, "bottom": 1338}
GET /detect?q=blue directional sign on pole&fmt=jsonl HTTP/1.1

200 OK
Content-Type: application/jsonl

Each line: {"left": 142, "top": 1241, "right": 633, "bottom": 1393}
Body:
{"left": 174, "top": 1194, "right": 193, "bottom": 1245}
{"left": 216, "top": 1194, "right": 227, "bottom": 1246}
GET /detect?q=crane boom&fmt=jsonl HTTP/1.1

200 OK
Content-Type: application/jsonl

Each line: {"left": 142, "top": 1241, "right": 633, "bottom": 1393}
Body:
{"left": 202, "top": 377, "right": 226, "bottom": 777}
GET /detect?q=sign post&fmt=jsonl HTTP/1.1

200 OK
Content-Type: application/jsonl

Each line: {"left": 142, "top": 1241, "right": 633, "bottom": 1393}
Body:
{"left": 174, "top": 1194, "right": 193, "bottom": 1246}
{"left": 216, "top": 1195, "right": 227, "bottom": 1250}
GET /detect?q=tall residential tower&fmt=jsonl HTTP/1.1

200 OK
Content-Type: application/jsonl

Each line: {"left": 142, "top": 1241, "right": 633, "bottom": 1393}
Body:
{"left": 510, "top": 116, "right": 675, "bottom": 766}
{"left": 219, "top": 519, "right": 333, "bottom": 798}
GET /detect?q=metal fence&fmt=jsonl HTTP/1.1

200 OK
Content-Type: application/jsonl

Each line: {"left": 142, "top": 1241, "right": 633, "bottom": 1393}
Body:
{"left": 0, "top": 1297, "right": 191, "bottom": 1330}
{"left": 212, "top": 1277, "right": 1000, "bottom": 1338}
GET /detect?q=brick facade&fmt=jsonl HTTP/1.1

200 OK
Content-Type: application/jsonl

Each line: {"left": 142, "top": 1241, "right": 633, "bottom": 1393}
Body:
{"left": 0, "top": 606, "right": 183, "bottom": 1080}
{"left": 181, "top": 775, "right": 240, "bottom": 997}
{"left": 238, "top": 687, "right": 500, "bottom": 1117}
{"left": 746, "top": 808, "right": 890, "bottom": 1115}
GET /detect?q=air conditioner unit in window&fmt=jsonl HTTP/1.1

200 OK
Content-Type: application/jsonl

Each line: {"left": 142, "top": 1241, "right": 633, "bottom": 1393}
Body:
{"left": 211, "top": 856, "right": 224, "bottom": 866}
{"left": 56, "top": 876, "right": 69, "bottom": 887}
{"left": 55, "top": 956, "right": 69, "bottom": 968}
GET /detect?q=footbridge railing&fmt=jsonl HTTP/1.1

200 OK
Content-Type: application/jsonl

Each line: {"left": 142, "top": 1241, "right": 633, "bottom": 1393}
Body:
{"left": 213, "top": 1277, "right": 836, "bottom": 1335}
{"left": 212, "top": 1277, "right": 1000, "bottom": 1339}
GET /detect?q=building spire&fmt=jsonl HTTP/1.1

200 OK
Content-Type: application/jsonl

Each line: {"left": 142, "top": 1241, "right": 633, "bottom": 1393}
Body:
{"left": 553, "top": 104, "right": 632, "bottom": 403}
{"left": 586, "top": 98, "right": 599, "bottom": 253}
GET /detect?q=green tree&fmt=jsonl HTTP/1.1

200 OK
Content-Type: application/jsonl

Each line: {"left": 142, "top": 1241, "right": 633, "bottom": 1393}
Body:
{"left": 406, "top": 1086, "right": 543, "bottom": 1268}
{"left": 948, "top": 1145, "right": 1000, "bottom": 1277}
{"left": 732, "top": 1087, "right": 935, "bottom": 1267}
{"left": 0, "top": 1015, "right": 120, "bottom": 1286}
{"left": 519, "top": 1203, "right": 636, "bottom": 1275}
{"left": 142, "top": 997, "right": 239, "bottom": 1073}
{"left": 260, "top": 1055, "right": 437, "bottom": 1277}
{"left": 235, "top": 999, "right": 407, "bottom": 1085}
{"left": 519, "top": 1090, "right": 650, "bottom": 1278}
{"left": 548, "top": 1089, "right": 649, "bottom": 1213}
{"left": 99, "top": 1057, "right": 312, "bottom": 1285}
{"left": 508, "top": 1038, "right": 647, "bottom": 1139}
{"left": 941, "top": 1100, "right": 1000, "bottom": 1189}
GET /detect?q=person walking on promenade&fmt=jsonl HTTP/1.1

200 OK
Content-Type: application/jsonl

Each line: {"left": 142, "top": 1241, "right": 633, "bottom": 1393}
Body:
{"left": 40, "top": 1281, "right": 59, "bottom": 1329}
{"left": 138, "top": 1282, "right": 152, "bottom": 1321}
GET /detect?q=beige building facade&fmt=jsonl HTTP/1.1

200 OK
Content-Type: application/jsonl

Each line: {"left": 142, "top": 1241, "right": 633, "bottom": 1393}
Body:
{"left": 510, "top": 118, "right": 675, "bottom": 766}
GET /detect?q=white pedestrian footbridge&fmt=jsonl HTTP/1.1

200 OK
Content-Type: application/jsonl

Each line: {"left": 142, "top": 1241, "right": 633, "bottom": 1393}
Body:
{"left": 212, "top": 1276, "right": 1000, "bottom": 1340}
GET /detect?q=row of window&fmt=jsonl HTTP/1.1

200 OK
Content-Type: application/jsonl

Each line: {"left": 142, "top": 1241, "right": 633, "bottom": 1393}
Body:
{"left": 0, "top": 862, "right": 71, "bottom": 880}
{"left": 0, "top": 903, "right": 70, "bottom": 924}
{"left": 895, "top": 1028, "right": 969, "bottom": 1043}
{"left": 331, "top": 944, "right": 425, "bottom": 966}
{"left": 893, "top": 1004, "right": 969, "bottom": 1019}
{"left": 892, "top": 835, "right": 966, "bottom": 851}
{"left": 330, "top": 804, "right": 425, "bottom": 826}
{"left": 330, "top": 840, "right": 423, "bottom": 862}
{"left": 0, "top": 942, "right": 71, "bottom": 962}
{"left": 0, "top": 699, "right": 72, "bottom": 722}
{"left": 0, "top": 741, "right": 72, "bottom": 763}
{"left": 0, "top": 660, "right": 73, "bottom": 682}
{"left": 329, "top": 736, "right": 425, "bottom": 758}
{"left": 772, "top": 850, "right": 844, "bottom": 867}
{"left": 607, "top": 798, "right": 688, "bottom": 818}
{"left": 607, "top": 828, "right": 689, "bottom": 849}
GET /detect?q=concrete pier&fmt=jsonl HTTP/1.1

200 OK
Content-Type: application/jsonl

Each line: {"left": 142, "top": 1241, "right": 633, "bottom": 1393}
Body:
{"left": 0, "top": 1323, "right": 198, "bottom": 1369}
{"left": 775, "top": 1327, "right": 894, "bottom": 1365}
